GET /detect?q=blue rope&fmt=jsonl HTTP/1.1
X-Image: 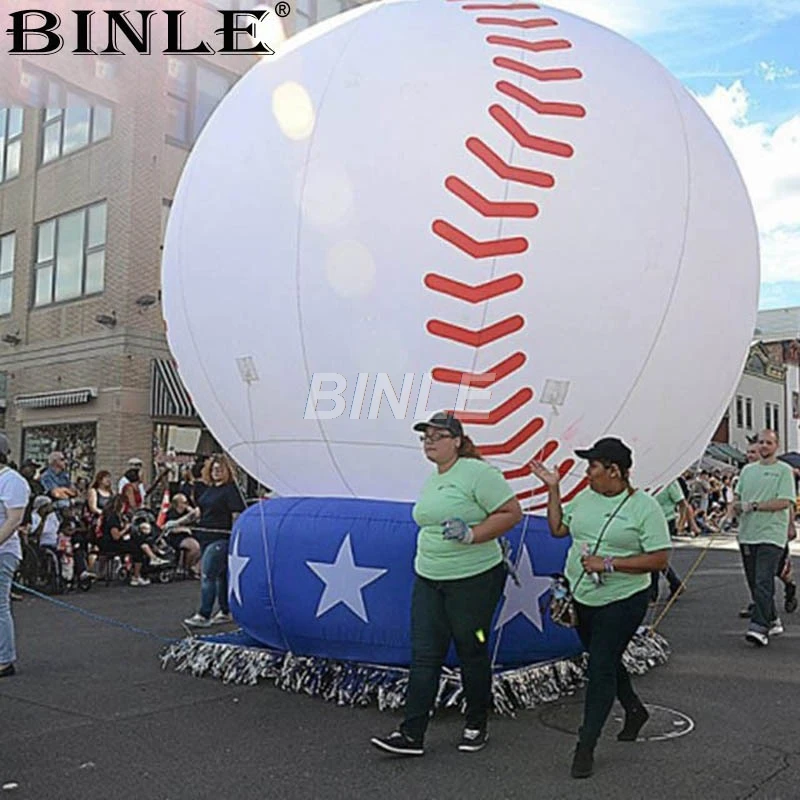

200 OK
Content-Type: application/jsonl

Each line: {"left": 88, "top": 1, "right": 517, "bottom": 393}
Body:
{"left": 12, "top": 581, "right": 178, "bottom": 644}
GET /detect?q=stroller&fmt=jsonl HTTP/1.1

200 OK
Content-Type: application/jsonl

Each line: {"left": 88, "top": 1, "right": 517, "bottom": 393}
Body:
{"left": 130, "top": 508, "right": 179, "bottom": 584}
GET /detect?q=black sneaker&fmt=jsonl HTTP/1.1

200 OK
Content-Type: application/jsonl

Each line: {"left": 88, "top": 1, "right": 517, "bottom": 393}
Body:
{"left": 617, "top": 704, "right": 649, "bottom": 741}
{"left": 738, "top": 604, "right": 754, "bottom": 619}
{"left": 785, "top": 582, "right": 798, "bottom": 614}
{"left": 370, "top": 731, "right": 424, "bottom": 756}
{"left": 570, "top": 743, "right": 594, "bottom": 779}
{"left": 458, "top": 727, "right": 488, "bottom": 752}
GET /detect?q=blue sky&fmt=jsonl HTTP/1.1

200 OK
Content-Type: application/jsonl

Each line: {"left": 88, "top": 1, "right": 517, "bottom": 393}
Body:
{"left": 549, "top": 0, "right": 800, "bottom": 310}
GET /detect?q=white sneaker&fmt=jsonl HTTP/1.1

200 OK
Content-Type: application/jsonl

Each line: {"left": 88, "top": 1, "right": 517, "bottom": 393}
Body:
{"left": 130, "top": 576, "right": 151, "bottom": 587}
{"left": 149, "top": 556, "right": 170, "bottom": 567}
{"left": 183, "top": 613, "right": 212, "bottom": 628}
{"left": 745, "top": 630, "right": 769, "bottom": 647}
{"left": 769, "top": 618, "right": 784, "bottom": 636}
{"left": 210, "top": 610, "right": 233, "bottom": 625}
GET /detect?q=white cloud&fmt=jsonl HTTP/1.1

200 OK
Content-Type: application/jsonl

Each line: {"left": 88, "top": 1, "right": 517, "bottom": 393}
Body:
{"left": 695, "top": 81, "right": 800, "bottom": 284}
{"left": 757, "top": 61, "right": 798, "bottom": 82}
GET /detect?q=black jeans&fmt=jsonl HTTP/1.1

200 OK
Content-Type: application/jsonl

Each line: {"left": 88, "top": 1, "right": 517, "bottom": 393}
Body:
{"left": 740, "top": 543, "right": 783, "bottom": 632}
{"left": 575, "top": 588, "right": 650, "bottom": 748}
{"left": 400, "top": 563, "right": 506, "bottom": 743}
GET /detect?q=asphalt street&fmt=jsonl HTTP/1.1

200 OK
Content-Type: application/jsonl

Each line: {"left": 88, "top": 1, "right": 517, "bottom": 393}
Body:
{"left": 3, "top": 536, "right": 800, "bottom": 800}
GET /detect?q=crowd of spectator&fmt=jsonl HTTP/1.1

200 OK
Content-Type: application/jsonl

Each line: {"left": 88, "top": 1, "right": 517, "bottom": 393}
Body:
{"left": 9, "top": 450, "right": 248, "bottom": 594}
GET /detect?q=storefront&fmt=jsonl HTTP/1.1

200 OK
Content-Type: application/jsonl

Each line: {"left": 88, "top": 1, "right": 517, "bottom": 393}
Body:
{"left": 22, "top": 421, "right": 97, "bottom": 485}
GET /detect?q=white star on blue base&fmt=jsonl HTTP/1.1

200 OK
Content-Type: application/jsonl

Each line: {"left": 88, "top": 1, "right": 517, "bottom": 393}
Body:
{"left": 228, "top": 527, "right": 251, "bottom": 607}
{"left": 306, "top": 534, "right": 388, "bottom": 623}
{"left": 494, "top": 546, "right": 552, "bottom": 632}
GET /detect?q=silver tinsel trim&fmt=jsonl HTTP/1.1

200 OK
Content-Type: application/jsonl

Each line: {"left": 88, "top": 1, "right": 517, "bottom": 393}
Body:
{"left": 160, "top": 629, "right": 670, "bottom": 715}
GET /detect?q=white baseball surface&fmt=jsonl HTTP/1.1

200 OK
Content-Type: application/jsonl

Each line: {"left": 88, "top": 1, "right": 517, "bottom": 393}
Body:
{"left": 162, "top": 0, "right": 760, "bottom": 506}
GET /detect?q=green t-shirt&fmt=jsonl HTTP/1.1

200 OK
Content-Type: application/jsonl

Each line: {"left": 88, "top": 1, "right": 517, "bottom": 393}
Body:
{"left": 736, "top": 461, "right": 796, "bottom": 547}
{"left": 563, "top": 488, "right": 671, "bottom": 607}
{"left": 412, "top": 458, "right": 515, "bottom": 580}
{"left": 655, "top": 481, "right": 685, "bottom": 523}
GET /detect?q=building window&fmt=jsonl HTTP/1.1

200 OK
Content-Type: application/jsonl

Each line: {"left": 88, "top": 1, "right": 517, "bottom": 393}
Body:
{"left": 765, "top": 403, "right": 776, "bottom": 431}
{"left": 34, "top": 202, "right": 107, "bottom": 307}
{"left": 771, "top": 404, "right": 780, "bottom": 433}
{"left": 735, "top": 395, "right": 743, "bottom": 429}
{"left": 0, "top": 108, "right": 23, "bottom": 183}
{"left": 745, "top": 397, "right": 753, "bottom": 430}
{"left": 36, "top": 75, "right": 112, "bottom": 165}
{"left": 0, "top": 232, "right": 15, "bottom": 316}
{"left": 22, "top": 422, "right": 96, "bottom": 486}
{"left": 166, "top": 59, "right": 234, "bottom": 146}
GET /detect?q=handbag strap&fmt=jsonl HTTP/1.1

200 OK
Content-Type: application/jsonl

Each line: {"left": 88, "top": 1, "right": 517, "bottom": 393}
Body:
{"left": 572, "top": 487, "right": 635, "bottom": 593}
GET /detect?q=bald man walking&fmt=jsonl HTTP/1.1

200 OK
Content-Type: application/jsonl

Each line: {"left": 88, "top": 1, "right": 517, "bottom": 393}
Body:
{"left": 734, "top": 430, "right": 796, "bottom": 647}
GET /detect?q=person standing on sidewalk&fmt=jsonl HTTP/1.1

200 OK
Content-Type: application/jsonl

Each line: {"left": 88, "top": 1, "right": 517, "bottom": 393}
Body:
{"left": 531, "top": 437, "right": 671, "bottom": 779}
{"left": 0, "top": 433, "right": 32, "bottom": 678}
{"left": 370, "top": 412, "right": 522, "bottom": 757}
{"left": 182, "top": 454, "right": 245, "bottom": 628}
{"left": 734, "top": 429, "right": 796, "bottom": 647}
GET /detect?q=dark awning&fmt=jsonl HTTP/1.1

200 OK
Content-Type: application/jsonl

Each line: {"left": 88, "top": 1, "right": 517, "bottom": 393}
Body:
{"left": 705, "top": 443, "right": 748, "bottom": 465}
{"left": 150, "top": 359, "right": 197, "bottom": 419}
{"left": 15, "top": 387, "right": 96, "bottom": 409}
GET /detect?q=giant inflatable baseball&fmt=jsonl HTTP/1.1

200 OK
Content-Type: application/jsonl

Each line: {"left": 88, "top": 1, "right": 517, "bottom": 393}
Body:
{"left": 161, "top": 0, "right": 759, "bottom": 690}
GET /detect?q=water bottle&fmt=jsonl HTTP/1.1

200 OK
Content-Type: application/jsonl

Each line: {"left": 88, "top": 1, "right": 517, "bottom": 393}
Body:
{"left": 582, "top": 543, "right": 601, "bottom": 586}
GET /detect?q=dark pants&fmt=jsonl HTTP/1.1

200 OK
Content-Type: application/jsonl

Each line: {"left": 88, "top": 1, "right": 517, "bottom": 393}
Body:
{"left": 740, "top": 543, "right": 783, "bottom": 632}
{"left": 575, "top": 588, "right": 650, "bottom": 748}
{"left": 401, "top": 564, "right": 506, "bottom": 743}
{"left": 99, "top": 535, "right": 144, "bottom": 564}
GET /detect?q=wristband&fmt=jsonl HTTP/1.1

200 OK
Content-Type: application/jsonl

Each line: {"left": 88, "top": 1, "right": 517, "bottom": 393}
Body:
{"left": 603, "top": 556, "right": 615, "bottom": 573}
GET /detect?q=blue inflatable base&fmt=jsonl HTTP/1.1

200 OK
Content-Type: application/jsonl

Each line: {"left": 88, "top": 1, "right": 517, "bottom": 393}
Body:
{"left": 228, "top": 497, "right": 584, "bottom": 669}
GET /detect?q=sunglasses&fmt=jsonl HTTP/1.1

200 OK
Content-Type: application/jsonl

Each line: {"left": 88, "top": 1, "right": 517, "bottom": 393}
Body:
{"left": 420, "top": 432, "right": 454, "bottom": 443}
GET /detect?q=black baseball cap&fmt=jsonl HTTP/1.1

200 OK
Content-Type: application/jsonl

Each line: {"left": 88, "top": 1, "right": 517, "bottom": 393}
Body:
{"left": 413, "top": 411, "right": 464, "bottom": 438}
{"left": 21, "top": 458, "right": 41, "bottom": 469}
{"left": 574, "top": 437, "right": 633, "bottom": 470}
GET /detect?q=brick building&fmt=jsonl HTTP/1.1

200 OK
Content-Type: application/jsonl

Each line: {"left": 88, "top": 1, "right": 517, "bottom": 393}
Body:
{"left": 0, "top": 0, "right": 363, "bottom": 486}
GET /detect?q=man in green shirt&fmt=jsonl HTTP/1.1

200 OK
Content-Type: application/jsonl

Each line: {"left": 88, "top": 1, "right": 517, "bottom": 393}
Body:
{"left": 651, "top": 481, "right": 688, "bottom": 601}
{"left": 734, "top": 429, "right": 796, "bottom": 647}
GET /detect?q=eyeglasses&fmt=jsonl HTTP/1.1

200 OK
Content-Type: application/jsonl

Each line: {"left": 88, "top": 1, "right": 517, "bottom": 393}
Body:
{"left": 420, "top": 432, "right": 454, "bottom": 443}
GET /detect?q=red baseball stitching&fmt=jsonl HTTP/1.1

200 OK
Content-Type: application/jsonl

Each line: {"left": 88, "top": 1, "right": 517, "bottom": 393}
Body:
{"left": 489, "top": 105, "right": 574, "bottom": 157}
{"left": 467, "top": 137, "right": 556, "bottom": 187}
{"left": 428, "top": 3, "right": 586, "bottom": 507}
{"left": 497, "top": 80, "right": 586, "bottom": 117}
{"left": 424, "top": 273, "right": 524, "bottom": 303}
{"left": 427, "top": 315, "right": 525, "bottom": 346}
{"left": 476, "top": 16, "right": 558, "bottom": 28}
{"left": 487, "top": 35, "right": 572, "bottom": 53}
{"left": 432, "top": 352, "right": 526, "bottom": 387}
{"left": 493, "top": 55, "right": 582, "bottom": 82}
{"left": 444, "top": 176, "right": 539, "bottom": 218}
{"left": 432, "top": 219, "right": 529, "bottom": 258}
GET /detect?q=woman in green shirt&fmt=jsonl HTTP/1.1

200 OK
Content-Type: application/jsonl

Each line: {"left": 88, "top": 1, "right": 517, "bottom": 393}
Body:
{"left": 531, "top": 437, "right": 671, "bottom": 779}
{"left": 371, "top": 412, "right": 522, "bottom": 757}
